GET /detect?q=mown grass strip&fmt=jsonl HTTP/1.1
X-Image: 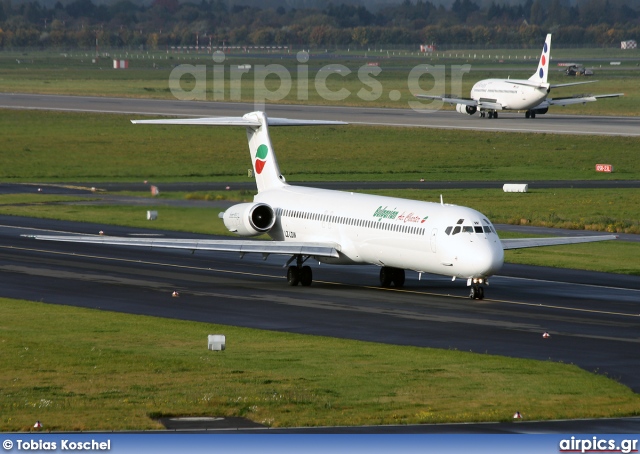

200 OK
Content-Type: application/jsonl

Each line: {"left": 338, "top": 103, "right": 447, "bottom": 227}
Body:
{"left": 1, "top": 298, "right": 639, "bottom": 432}
{"left": 2, "top": 110, "right": 640, "bottom": 182}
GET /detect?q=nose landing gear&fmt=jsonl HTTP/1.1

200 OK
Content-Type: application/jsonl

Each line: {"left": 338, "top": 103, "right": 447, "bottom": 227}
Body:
{"left": 469, "top": 285, "right": 484, "bottom": 300}
{"left": 468, "top": 278, "right": 487, "bottom": 300}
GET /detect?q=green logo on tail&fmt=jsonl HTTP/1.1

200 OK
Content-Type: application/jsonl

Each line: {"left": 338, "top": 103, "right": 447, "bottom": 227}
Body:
{"left": 255, "top": 144, "right": 268, "bottom": 174}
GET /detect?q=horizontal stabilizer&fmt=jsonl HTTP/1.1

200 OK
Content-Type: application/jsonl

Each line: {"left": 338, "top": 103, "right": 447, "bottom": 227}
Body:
{"left": 501, "top": 235, "right": 617, "bottom": 250}
{"left": 131, "top": 115, "right": 347, "bottom": 127}
{"left": 508, "top": 80, "right": 550, "bottom": 90}
{"left": 22, "top": 234, "right": 341, "bottom": 258}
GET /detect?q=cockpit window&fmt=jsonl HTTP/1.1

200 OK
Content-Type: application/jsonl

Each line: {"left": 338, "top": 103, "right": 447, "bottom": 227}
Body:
{"left": 445, "top": 219, "right": 495, "bottom": 236}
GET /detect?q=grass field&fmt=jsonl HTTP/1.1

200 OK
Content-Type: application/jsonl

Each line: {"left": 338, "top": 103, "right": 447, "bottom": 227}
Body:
{"left": 3, "top": 110, "right": 640, "bottom": 183}
{"left": 2, "top": 297, "right": 639, "bottom": 431}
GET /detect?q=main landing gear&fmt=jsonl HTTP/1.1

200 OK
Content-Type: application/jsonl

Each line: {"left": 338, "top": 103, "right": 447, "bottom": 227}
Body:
{"left": 379, "top": 266, "right": 405, "bottom": 288}
{"left": 480, "top": 111, "right": 498, "bottom": 119}
{"left": 525, "top": 110, "right": 536, "bottom": 119}
{"left": 286, "top": 255, "right": 312, "bottom": 286}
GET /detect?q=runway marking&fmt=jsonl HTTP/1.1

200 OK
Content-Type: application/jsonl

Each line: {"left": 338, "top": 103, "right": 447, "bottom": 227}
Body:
{"left": 0, "top": 223, "right": 97, "bottom": 235}
{"left": 2, "top": 244, "right": 639, "bottom": 319}
{"left": 0, "top": 104, "right": 204, "bottom": 117}
{"left": 0, "top": 244, "right": 280, "bottom": 280}
{"left": 2, "top": 104, "right": 639, "bottom": 137}
{"left": 498, "top": 274, "right": 640, "bottom": 294}
{"left": 348, "top": 121, "right": 640, "bottom": 137}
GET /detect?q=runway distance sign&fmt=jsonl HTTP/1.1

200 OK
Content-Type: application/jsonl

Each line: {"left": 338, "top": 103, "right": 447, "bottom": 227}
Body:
{"left": 595, "top": 164, "right": 614, "bottom": 173}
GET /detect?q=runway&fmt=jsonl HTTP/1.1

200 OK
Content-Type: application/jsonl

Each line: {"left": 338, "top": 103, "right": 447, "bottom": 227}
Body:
{"left": 1, "top": 215, "right": 639, "bottom": 397}
{"left": 1, "top": 92, "right": 639, "bottom": 136}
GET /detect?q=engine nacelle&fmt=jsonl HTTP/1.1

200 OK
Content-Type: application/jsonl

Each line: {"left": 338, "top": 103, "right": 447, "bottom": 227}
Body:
{"left": 531, "top": 107, "right": 548, "bottom": 115}
{"left": 222, "top": 202, "right": 276, "bottom": 237}
{"left": 456, "top": 103, "right": 477, "bottom": 115}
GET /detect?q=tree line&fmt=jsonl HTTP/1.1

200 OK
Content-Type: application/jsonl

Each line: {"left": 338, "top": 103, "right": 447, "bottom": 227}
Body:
{"left": 0, "top": 0, "right": 638, "bottom": 50}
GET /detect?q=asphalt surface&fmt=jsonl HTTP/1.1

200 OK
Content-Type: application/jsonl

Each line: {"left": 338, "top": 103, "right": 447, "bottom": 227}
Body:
{"left": 1, "top": 92, "right": 639, "bottom": 136}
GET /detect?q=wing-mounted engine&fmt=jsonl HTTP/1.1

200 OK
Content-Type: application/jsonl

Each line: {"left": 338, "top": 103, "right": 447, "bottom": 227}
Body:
{"left": 531, "top": 106, "right": 548, "bottom": 115}
{"left": 222, "top": 202, "right": 276, "bottom": 237}
{"left": 456, "top": 103, "right": 477, "bottom": 115}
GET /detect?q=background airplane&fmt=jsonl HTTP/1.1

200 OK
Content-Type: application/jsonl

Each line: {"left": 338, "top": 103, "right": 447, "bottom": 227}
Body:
{"left": 26, "top": 112, "right": 616, "bottom": 299}
{"left": 418, "top": 34, "right": 623, "bottom": 119}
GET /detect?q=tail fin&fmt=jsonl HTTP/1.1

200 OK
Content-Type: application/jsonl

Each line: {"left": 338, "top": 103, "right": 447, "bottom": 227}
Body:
{"left": 243, "top": 112, "right": 286, "bottom": 192}
{"left": 131, "top": 112, "right": 346, "bottom": 193}
{"left": 529, "top": 33, "right": 551, "bottom": 84}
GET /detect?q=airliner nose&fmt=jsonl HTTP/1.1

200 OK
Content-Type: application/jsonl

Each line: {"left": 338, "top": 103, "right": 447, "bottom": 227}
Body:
{"left": 468, "top": 240, "right": 504, "bottom": 278}
{"left": 483, "top": 241, "right": 504, "bottom": 276}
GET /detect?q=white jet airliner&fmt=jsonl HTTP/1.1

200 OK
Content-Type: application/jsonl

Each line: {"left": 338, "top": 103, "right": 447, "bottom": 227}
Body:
{"left": 26, "top": 112, "right": 616, "bottom": 299}
{"left": 419, "top": 34, "right": 623, "bottom": 119}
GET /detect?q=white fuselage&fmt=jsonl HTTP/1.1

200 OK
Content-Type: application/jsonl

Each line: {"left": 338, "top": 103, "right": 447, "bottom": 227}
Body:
{"left": 256, "top": 185, "right": 504, "bottom": 280}
{"left": 471, "top": 79, "right": 547, "bottom": 111}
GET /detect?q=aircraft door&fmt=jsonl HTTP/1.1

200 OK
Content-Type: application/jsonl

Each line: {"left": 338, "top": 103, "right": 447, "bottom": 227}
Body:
{"left": 430, "top": 229, "right": 437, "bottom": 253}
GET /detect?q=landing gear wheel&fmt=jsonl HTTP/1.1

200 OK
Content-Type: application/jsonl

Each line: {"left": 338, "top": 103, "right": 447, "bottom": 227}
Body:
{"left": 487, "top": 111, "right": 494, "bottom": 119}
{"left": 469, "top": 285, "right": 485, "bottom": 300}
{"left": 480, "top": 112, "right": 486, "bottom": 118}
{"left": 531, "top": 112, "right": 536, "bottom": 119}
{"left": 300, "top": 265, "right": 313, "bottom": 286}
{"left": 287, "top": 266, "right": 300, "bottom": 286}
{"left": 380, "top": 267, "right": 393, "bottom": 287}
{"left": 494, "top": 111, "right": 498, "bottom": 119}
{"left": 392, "top": 268, "right": 405, "bottom": 287}
{"left": 525, "top": 110, "right": 531, "bottom": 119}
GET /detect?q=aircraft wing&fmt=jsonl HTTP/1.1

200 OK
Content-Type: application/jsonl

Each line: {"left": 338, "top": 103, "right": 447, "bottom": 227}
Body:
{"left": 546, "top": 93, "right": 624, "bottom": 106}
{"left": 501, "top": 235, "right": 617, "bottom": 250}
{"left": 22, "top": 234, "right": 341, "bottom": 257}
{"left": 416, "top": 95, "right": 477, "bottom": 107}
{"left": 476, "top": 101, "right": 503, "bottom": 111}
